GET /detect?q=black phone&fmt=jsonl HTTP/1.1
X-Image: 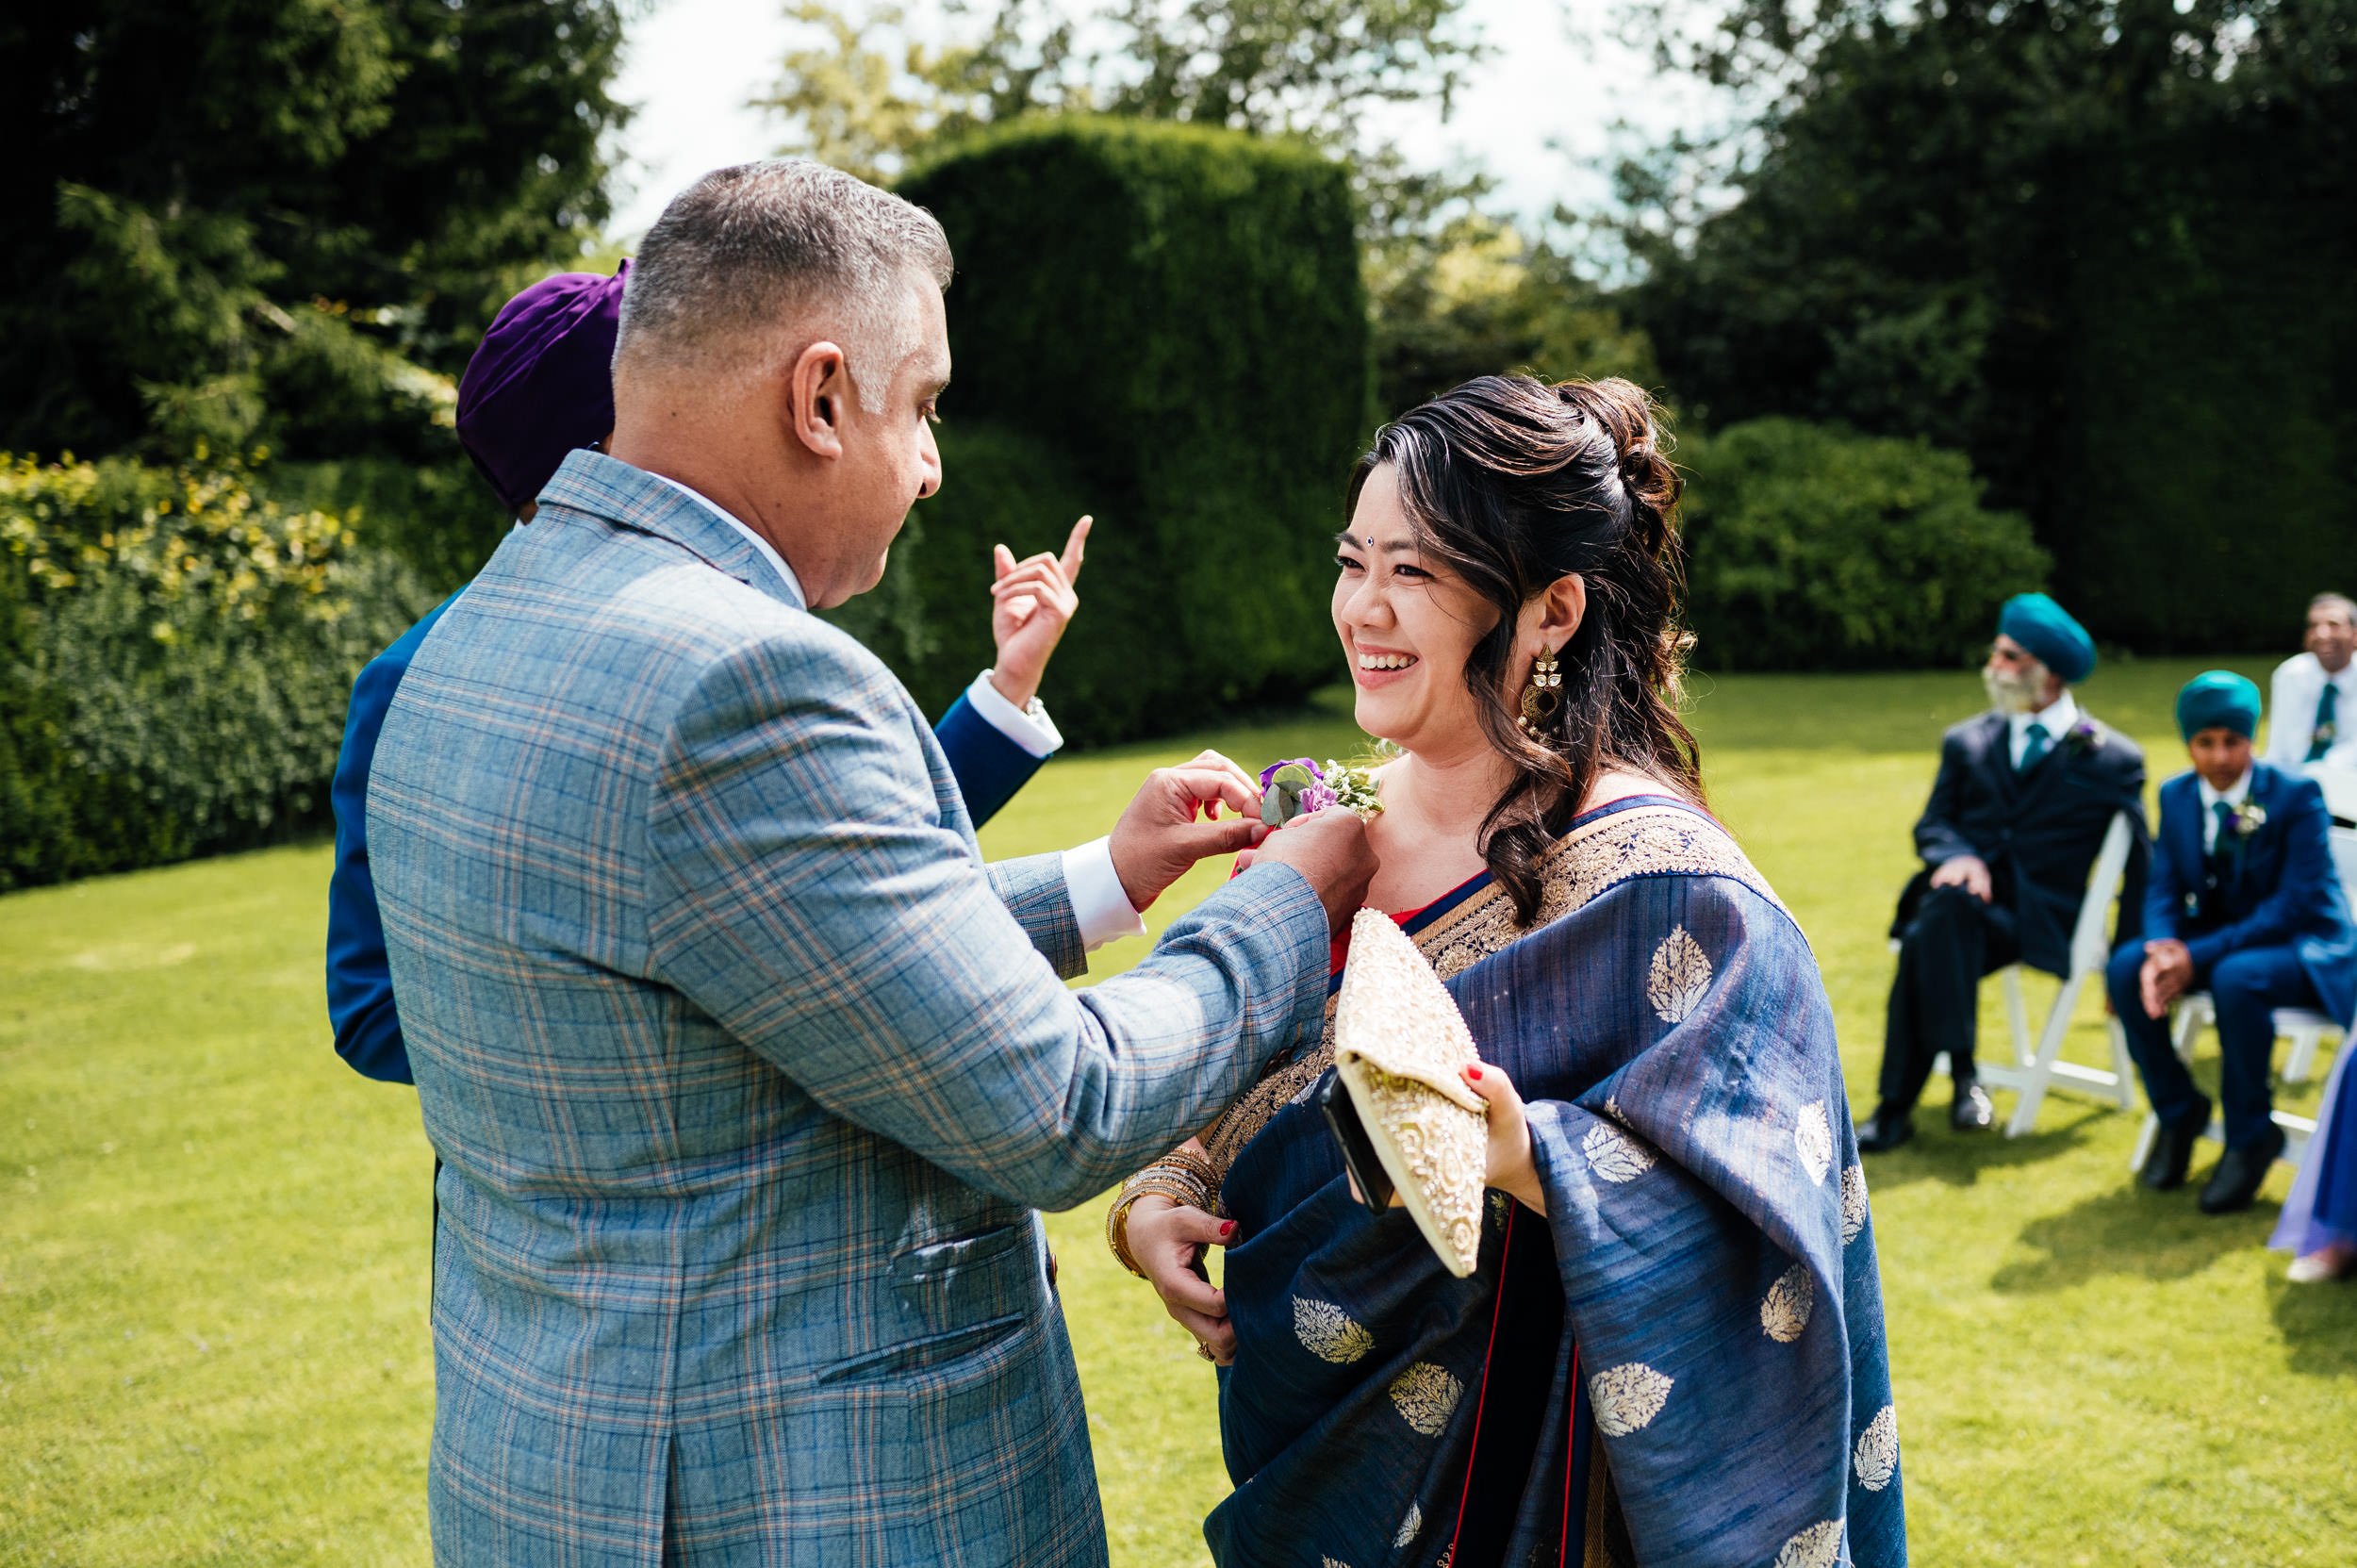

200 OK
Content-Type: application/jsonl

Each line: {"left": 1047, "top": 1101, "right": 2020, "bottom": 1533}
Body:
{"left": 1319, "top": 1071, "right": 1394, "bottom": 1213}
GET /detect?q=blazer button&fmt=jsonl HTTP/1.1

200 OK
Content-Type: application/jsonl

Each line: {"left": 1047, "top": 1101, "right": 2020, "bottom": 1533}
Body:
{"left": 1047, "top": 1250, "right": 1060, "bottom": 1290}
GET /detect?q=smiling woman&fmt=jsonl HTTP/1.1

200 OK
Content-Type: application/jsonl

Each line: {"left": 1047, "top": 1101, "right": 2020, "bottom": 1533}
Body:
{"left": 1114, "top": 375, "right": 1904, "bottom": 1568}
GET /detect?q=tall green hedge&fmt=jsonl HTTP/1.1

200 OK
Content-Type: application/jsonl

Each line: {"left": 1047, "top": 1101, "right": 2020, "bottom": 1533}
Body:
{"left": 0, "top": 454, "right": 432, "bottom": 889}
{"left": 890, "top": 119, "right": 1370, "bottom": 742}
{"left": 1679, "top": 419, "right": 2051, "bottom": 671}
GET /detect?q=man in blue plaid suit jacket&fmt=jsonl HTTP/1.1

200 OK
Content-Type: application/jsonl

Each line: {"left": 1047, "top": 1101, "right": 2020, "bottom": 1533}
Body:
{"left": 368, "top": 162, "right": 1374, "bottom": 1565}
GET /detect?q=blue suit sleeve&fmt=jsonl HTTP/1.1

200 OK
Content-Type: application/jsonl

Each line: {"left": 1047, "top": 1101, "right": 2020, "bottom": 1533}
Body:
{"left": 325, "top": 594, "right": 458, "bottom": 1084}
{"left": 932, "top": 691, "right": 1046, "bottom": 830}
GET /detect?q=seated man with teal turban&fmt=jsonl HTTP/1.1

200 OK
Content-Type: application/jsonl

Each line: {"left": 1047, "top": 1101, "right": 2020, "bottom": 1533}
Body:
{"left": 1859, "top": 593, "right": 2150, "bottom": 1152}
{"left": 2108, "top": 671, "right": 2357, "bottom": 1213}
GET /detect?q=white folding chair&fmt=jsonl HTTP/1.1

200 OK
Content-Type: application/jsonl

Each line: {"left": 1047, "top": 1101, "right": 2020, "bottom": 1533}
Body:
{"left": 2308, "top": 764, "right": 2357, "bottom": 829}
{"left": 1970, "top": 812, "right": 2142, "bottom": 1137}
{"left": 2126, "top": 826, "right": 2357, "bottom": 1172}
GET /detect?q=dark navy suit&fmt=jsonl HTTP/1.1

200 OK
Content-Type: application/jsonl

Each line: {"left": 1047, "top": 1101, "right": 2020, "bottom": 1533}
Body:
{"left": 1877, "top": 708, "right": 2149, "bottom": 1111}
{"left": 2105, "top": 765, "right": 2357, "bottom": 1149}
{"left": 326, "top": 594, "right": 1051, "bottom": 1084}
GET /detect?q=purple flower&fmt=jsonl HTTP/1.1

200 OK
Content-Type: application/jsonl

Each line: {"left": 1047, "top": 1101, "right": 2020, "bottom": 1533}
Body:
{"left": 1296, "top": 784, "right": 1339, "bottom": 815}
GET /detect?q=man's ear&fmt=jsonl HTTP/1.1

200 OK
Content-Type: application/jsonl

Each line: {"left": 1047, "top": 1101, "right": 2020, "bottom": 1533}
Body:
{"left": 787, "top": 340, "right": 850, "bottom": 459}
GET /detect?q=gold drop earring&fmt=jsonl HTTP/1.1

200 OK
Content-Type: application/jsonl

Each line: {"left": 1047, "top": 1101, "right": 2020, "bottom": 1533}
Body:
{"left": 1517, "top": 646, "right": 1562, "bottom": 731}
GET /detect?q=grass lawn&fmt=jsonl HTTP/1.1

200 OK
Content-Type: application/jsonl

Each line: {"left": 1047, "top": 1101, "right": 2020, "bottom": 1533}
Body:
{"left": 5, "top": 656, "right": 2354, "bottom": 1566}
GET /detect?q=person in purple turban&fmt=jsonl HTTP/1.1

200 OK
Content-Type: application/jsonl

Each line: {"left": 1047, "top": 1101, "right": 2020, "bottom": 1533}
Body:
{"left": 326, "top": 260, "right": 1092, "bottom": 1087}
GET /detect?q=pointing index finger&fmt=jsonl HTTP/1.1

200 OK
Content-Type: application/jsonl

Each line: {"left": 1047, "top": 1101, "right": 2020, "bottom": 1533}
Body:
{"left": 1061, "top": 516, "right": 1092, "bottom": 583}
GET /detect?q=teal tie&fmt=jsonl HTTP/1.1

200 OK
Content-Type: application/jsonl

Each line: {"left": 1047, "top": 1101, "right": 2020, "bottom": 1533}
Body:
{"left": 2019, "top": 721, "right": 2051, "bottom": 771}
{"left": 2210, "top": 799, "right": 2239, "bottom": 867}
{"left": 2309, "top": 682, "right": 2338, "bottom": 762}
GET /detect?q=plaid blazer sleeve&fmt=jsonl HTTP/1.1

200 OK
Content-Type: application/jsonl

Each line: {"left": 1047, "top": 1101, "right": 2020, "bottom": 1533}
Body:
{"left": 987, "top": 853, "right": 1088, "bottom": 980}
{"left": 645, "top": 629, "right": 1330, "bottom": 1211}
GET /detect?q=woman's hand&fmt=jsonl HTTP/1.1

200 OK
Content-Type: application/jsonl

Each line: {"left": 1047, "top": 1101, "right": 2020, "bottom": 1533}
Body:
{"left": 1464, "top": 1063, "right": 1546, "bottom": 1217}
{"left": 1126, "top": 1193, "right": 1238, "bottom": 1364}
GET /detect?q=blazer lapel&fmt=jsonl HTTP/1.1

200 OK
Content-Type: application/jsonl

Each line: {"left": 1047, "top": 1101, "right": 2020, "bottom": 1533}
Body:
{"left": 1974, "top": 713, "right": 2022, "bottom": 808}
{"left": 537, "top": 449, "right": 805, "bottom": 611}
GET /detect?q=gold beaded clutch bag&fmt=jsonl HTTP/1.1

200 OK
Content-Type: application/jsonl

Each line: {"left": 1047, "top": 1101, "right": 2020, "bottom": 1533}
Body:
{"left": 1331, "top": 908, "right": 1489, "bottom": 1277}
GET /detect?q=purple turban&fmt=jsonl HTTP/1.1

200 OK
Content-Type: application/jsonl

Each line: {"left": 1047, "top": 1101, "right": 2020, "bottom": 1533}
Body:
{"left": 455, "top": 260, "right": 631, "bottom": 515}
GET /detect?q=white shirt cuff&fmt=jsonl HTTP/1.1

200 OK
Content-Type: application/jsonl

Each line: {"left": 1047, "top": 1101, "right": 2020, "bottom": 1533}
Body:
{"left": 1062, "top": 836, "right": 1147, "bottom": 949}
{"left": 965, "top": 669, "right": 1063, "bottom": 759}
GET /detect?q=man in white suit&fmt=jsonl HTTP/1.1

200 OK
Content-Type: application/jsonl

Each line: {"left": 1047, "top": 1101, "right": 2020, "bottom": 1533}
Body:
{"left": 2266, "top": 592, "right": 2357, "bottom": 769}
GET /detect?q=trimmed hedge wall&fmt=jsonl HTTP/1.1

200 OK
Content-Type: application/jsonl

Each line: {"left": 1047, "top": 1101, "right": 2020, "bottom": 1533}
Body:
{"left": 1679, "top": 418, "right": 2051, "bottom": 671}
{"left": 0, "top": 454, "right": 432, "bottom": 889}
{"left": 892, "top": 119, "right": 1370, "bottom": 742}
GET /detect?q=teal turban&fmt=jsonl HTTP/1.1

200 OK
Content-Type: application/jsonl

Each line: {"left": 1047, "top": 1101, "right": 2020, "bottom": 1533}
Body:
{"left": 1997, "top": 593, "right": 2097, "bottom": 684}
{"left": 2176, "top": 670, "right": 2262, "bottom": 741}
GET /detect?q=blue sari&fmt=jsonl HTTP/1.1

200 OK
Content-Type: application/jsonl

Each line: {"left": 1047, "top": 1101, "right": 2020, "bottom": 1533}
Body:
{"left": 1202, "top": 799, "right": 1905, "bottom": 1568}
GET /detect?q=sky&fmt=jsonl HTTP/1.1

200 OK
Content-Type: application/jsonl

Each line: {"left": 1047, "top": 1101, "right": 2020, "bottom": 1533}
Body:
{"left": 603, "top": 0, "right": 1723, "bottom": 241}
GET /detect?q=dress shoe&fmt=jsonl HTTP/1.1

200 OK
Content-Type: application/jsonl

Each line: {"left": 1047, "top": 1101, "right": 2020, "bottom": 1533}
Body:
{"left": 2139, "top": 1095, "right": 2209, "bottom": 1191}
{"left": 1949, "top": 1079, "right": 1995, "bottom": 1132}
{"left": 2287, "top": 1243, "right": 2357, "bottom": 1283}
{"left": 1854, "top": 1105, "right": 1915, "bottom": 1155}
{"left": 2200, "top": 1124, "right": 2286, "bottom": 1214}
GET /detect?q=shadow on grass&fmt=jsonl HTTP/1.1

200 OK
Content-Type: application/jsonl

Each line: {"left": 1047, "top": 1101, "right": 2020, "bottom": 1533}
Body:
{"left": 1851, "top": 1102, "right": 2095, "bottom": 1191}
{"left": 2267, "top": 1276, "right": 2357, "bottom": 1378}
{"left": 1990, "top": 1174, "right": 2275, "bottom": 1295}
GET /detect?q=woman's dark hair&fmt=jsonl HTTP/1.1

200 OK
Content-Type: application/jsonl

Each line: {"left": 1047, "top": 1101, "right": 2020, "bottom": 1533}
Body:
{"left": 1344, "top": 374, "right": 1704, "bottom": 924}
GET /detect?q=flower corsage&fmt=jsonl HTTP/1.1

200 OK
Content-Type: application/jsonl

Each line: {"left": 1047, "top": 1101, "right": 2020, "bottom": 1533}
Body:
{"left": 2228, "top": 801, "right": 2267, "bottom": 838}
{"left": 1259, "top": 756, "right": 1383, "bottom": 825}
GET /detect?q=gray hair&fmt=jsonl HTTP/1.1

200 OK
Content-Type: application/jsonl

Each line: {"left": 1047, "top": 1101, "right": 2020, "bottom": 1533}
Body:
{"left": 616, "top": 159, "right": 953, "bottom": 411}
{"left": 2309, "top": 592, "right": 2356, "bottom": 626}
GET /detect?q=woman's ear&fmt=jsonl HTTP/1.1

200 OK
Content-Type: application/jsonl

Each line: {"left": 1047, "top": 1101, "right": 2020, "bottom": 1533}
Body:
{"left": 1532, "top": 573, "right": 1586, "bottom": 649}
{"left": 787, "top": 340, "right": 850, "bottom": 459}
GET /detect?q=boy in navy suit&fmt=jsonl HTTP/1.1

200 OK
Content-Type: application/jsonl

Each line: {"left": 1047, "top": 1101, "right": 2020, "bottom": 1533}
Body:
{"left": 2109, "top": 672, "right": 2357, "bottom": 1213}
{"left": 1858, "top": 594, "right": 2149, "bottom": 1152}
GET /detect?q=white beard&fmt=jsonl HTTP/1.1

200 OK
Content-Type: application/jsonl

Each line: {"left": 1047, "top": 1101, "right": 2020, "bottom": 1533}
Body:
{"left": 1984, "top": 666, "right": 2045, "bottom": 717}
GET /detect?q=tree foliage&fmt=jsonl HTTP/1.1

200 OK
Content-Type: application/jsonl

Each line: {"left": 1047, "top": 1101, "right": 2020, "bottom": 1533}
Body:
{"left": 1621, "top": 0, "right": 2357, "bottom": 649}
{"left": 0, "top": 0, "right": 630, "bottom": 464}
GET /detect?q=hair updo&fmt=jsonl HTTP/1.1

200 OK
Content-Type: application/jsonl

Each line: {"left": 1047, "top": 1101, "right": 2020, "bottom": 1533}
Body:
{"left": 1344, "top": 374, "right": 1704, "bottom": 924}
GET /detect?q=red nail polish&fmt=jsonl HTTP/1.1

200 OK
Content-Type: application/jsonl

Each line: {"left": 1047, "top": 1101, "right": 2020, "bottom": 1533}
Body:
{"left": 1466, "top": 1065, "right": 1483, "bottom": 1081}
{"left": 1220, "top": 1220, "right": 1237, "bottom": 1238}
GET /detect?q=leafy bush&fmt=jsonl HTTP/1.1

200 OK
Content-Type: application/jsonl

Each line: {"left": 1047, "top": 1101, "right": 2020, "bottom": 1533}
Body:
{"left": 1678, "top": 419, "right": 2051, "bottom": 671}
{"left": 267, "top": 455, "right": 508, "bottom": 593}
{"left": 0, "top": 454, "right": 433, "bottom": 889}
{"left": 897, "top": 119, "right": 1369, "bottom": 743}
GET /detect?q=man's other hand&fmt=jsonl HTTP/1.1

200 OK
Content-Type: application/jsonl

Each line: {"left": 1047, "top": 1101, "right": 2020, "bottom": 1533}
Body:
{"left": 986, "top": 516, "right": 1090, "bottom": 710}
{"left": 1929, "top": 854, "right": 1994, "bottom": 903}
{"left": 1109, "top": 750, "right": 1268, "bottom": 911}
{"left": 2139, "top": 938, "right": 2195, "bottom": 1020}
{"left": 1252, "top": 808, "right": 1377, "bottom": 935}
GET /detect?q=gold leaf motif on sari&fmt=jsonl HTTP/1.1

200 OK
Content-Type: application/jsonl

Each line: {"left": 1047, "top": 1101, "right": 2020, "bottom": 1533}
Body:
{"left": 1387, "top": 1362, "right": 1464, "bottom": 1435}
{"left": 1794, "top": 1101, "right": 1834, "bottom": 1186}
{"left": 1840, "top": 1164, "right": 1870, "bottom": 1244}
{"left": 1854, "top": 1404, "right": 1899, "bottom": 1492}
{"left": 1773, "top": 1519, "right": 1845, "bottom": 1568}
{"left": 1645, "top": 926, "right": 1712, "bottom": 1023}
{"left": 1760, "top": 1261, "right": 1814, "bottom": 1344}
{"left": 1393, "top": 1501, "right": 1423, "bottom": 1548}
{"left": 1583, "top": 1119, "right": 1657, "bottom": 1184}
{"left": 1294, "top": 1297, "right": 1375, "bottom": 1364}
{"left": 1588, "top": 1362, "right": 1674, "bottom": 1437}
